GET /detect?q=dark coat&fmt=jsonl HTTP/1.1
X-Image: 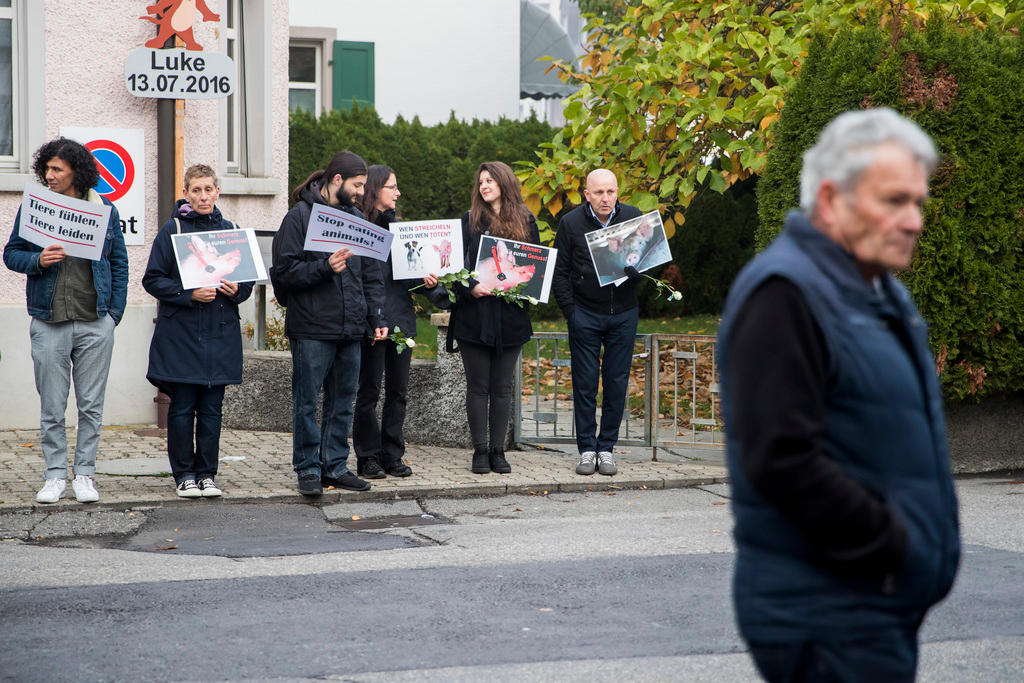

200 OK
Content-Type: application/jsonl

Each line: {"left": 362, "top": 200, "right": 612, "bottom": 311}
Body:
{"left": 551, "top": 202, "right": 642, "bottom": 318}
{"left": 718, "top": 211, "right": 961, "bottom": 641}
{"left": 373, "top": 209, "right": 449, "bottom": 338}
{"left": 142, "top": 200, "right": 254, "bottom": 389}
{"left": 270, "top": 180, "right": 387, "bottom": 341}
{"left": 449, "top": 210, "right": 539, "bottom": 348}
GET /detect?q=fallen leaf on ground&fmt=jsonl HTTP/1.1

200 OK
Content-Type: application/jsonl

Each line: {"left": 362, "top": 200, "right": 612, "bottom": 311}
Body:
{"left": 713, "top": 501, "right": 726, "bottom": 506}
{"left": 22, "top": 443, "right": 33, "bottom": 448}
{"left": 154, "top": 545, "right": 178, "bottom": 551}
{"left": 351, "top": 515, "right": 361, "bottom": 521}
{"left": 514, "top": 507, "right": 523, "bottom": 512}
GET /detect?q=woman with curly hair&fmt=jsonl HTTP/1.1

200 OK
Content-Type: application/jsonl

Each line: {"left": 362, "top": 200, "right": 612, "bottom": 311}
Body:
{"left": 3, "top": 137, "right": 128, "bottom": 504}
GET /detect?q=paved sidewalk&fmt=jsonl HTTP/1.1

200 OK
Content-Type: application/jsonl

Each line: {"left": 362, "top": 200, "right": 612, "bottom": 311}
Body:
{"left": 0, "top": 426, "right": 728, "bottom": 510}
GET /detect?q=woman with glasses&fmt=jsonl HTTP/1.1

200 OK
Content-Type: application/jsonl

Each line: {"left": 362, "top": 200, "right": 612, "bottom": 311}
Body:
{"left": 352, "top": 165, "right": 445, "bottom": 479}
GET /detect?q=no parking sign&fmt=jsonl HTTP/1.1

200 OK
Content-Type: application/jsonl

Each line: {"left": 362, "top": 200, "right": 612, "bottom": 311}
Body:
{"left": 60, "top": 127, "right": 145, "bottom": 246}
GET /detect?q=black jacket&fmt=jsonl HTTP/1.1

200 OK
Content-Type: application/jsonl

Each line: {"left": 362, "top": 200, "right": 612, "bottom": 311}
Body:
{"left": 450, "top": 210, "right": 539, "bottom": 348}
{"left": 270, "top": 180, "right": 387, "bottom": 341}
{"left": 552, "top": 202, "right": 642, "bottom": 318}
{"left": 373, "top": 209, "right": 449, "bottom": 338}
{"left": 142, "top": 200, "right": 254, "bottom": 390}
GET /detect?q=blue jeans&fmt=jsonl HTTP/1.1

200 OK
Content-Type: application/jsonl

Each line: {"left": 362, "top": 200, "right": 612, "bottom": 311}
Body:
{"left": 290, "top": 338, "right": 361, "bottom": 479}
{"left": 166, "top": 382, "right": 225, "bottom": 484}
{"left": 29, "top": 316, "right": 116, "bottom": 479}
{"left": 568, "top": 306, "right": 638, "bottom": 454}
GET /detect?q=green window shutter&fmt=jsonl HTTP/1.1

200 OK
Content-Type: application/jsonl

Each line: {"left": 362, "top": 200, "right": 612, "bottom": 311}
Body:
{"left": 332, "top": 41, "right": 374, "bottom": 110}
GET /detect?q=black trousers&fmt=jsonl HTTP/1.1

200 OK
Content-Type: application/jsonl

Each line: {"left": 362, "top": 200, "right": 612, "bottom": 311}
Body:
{"left": 459, "top": 340, "right": 521, "bottom": 449}
{"left": 352, "top": 338, "right": 412, "bottom": 467}
{"left": 166, "top": 382, "right": 225, "bottom": 484}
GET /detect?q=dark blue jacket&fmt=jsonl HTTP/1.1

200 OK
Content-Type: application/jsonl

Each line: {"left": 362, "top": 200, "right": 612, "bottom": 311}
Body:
{"left": 270, "top": 181, "right": 386, "bottom": 341}
{"left": 718, "top": 211, "right": 960, "bottom": 641}
{"left": 3, "top": 190, "right": 128, "bottom": 323}
{"left": 142, "top": 200, "right": 253, "bottom": 389}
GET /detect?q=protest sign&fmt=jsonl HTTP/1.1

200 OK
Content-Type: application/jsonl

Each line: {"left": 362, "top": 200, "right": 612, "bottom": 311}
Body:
{"left": 388, "top": 219, "right": 464, "bottom": 279}
{"left": 170, "top": 228, "right": 267, "bottom": 290}
{"left": 17, "top": 184, "right": 113, "bottom": 261}
{"left": 474, "top": 236, "right": 557, "bottom": 304}
{"left": 585, "top": 210, "right": 672, "bottom": 287}
{"left": 303, "top": 205, "right": 394, "bottom": 261}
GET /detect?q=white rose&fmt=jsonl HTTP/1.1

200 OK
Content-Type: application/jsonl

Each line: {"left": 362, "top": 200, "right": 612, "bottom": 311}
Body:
{"left": 406, "top": 339, "right": 416, "bottom": 348}
{"left": 673, "top": 291, "right": 683, "bottom": 301}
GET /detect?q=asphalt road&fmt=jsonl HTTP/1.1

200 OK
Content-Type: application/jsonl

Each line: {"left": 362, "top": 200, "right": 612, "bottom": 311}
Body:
{"left": 1, "top": 477, "right": 1022, "bottom": 682}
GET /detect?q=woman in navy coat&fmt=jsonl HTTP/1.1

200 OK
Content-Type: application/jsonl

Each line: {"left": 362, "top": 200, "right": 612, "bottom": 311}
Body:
{"left": 143, "top": 164, "right": 253, "bottom": 498}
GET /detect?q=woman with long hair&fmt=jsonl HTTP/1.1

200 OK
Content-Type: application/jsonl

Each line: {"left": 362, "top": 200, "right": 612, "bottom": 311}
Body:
{"left": 449, "top": 161, "right": 539, "bottom": 474}
{"left": 352, "top": 165, "right": 444, "bottom": 478}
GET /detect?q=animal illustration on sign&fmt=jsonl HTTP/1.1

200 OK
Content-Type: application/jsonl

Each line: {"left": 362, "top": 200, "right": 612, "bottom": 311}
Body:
{"left": 404, "top": 241, "right": 424, "bottom": 271}
{"left": 433, "top": 239, "right": 452, "bottom": 269}
{"left": 475, "top": 241, "right": 535, "bottom": 291}
{"left": 181, "top": 234, "right": 241, "bottom": 285}
{"left": 140, "top": 0, "right": 220, "bottom": 51}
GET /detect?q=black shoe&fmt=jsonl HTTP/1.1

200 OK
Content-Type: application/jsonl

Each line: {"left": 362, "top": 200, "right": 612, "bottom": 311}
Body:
{"left": 322, "top": 472, "right": 371, "bottom": 492}
{"left": 358, "top": 458, "right": 386, "bottom": 480}
{"left": 384, "top": 460, "right": 412, "bottom": 477}
{"left": 297, "top": 473, "right": 322, "bottom": 497}
{"left": 489, "top": 448, "right": 512, "bottom": 474}
{"left": 471, "top": 446, "right": 490, "bottom": 474}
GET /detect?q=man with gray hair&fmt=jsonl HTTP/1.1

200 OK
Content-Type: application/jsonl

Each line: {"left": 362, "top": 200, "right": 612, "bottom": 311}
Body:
{"left": 718, "top": 109, "right": 960, "bottom": 681}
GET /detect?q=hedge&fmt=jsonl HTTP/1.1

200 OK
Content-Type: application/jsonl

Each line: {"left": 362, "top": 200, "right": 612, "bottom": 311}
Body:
{"left": 756, "top": 19, "right": 1024, "bottom": 400}
{"left": 289, "top": 104, "right": 556, "bottom": 221}
{"left": 289, "top": 104, "right": 758, "bottom": 320}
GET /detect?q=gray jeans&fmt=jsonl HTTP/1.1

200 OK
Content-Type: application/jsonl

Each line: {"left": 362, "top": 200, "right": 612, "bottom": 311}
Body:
{"left": 29, "top": 315, "right": 116, "bottom": 479}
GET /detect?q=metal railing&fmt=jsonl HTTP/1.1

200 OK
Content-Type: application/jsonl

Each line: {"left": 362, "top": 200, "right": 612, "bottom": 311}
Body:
{"left": 514, "top": 333, "right": 722, "bottom": 455}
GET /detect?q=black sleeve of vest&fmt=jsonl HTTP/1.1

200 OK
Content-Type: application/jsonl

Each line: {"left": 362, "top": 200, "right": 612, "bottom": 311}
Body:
{"left": 727, "top": 277, "right": 908, "bottom": 583}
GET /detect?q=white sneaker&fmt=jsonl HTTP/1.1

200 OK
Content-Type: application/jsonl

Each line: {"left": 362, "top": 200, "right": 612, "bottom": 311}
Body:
{"left": 597, "top": 451, "right": 618, "bottom": 476}
{"left": 176, "top": 479, "right": 202, "bottom": 498}
{"left": 36, "top": 478, "right": 67, "bottom": 504}
{"left": 71, "top": 475, "right": 99, "bottom": 503}
{"left": 198, "top": 477, "right": 222, "bottom": 497}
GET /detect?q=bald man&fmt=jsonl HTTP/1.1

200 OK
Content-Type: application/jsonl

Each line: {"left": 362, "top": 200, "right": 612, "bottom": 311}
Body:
{"left": 552, "top": 169, "right": 642, "bottom": 476}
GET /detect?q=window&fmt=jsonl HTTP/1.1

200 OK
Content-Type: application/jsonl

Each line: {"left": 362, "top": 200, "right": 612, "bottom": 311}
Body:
{"left": 0, "top": 0, "right": 43, "bottom": 181}
{"left": 0, "top": 0, "right": 16, "bottom": 161}
{"left": 219, "top": 0, "right": 277, "bottom": 193}
{"left": 333, "top": 41, "right": 374, "bottom": 110}
{"left": 289, "top": 42, "right": 321, "bottom": 115}
{"left": 224, "top": 0, "right": 244, "bottom": 174}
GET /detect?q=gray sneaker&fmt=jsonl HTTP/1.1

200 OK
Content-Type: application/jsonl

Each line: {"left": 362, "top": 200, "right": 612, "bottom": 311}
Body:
{"left": 597, "top": 451, "right": 618, "bottom": 476}
{"left": 576, "top": 451, "right": 597, "bottom": 475}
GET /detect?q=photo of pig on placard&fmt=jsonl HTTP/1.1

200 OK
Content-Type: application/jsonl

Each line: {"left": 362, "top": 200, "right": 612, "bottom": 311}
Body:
{"left": 585, "top": 210, "right": 672, "bottom": 286}
{"left": 170, "top": 228, "right": 267, "bottom": 290}
{"left": 474, "top": 235, "right": 557, "bottom": 304}
{"left": 388, "top": 218, "right": 464, "bottom": 279}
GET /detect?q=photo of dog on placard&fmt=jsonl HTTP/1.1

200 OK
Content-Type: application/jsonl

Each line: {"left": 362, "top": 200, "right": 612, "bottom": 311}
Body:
{"left": 388, "top": 218, "right": 464, "bottom": 279}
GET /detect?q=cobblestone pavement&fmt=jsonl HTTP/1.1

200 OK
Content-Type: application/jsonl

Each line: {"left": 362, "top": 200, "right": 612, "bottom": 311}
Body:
{"left": 0, "top": 426, "right": 727, "bottom": 510}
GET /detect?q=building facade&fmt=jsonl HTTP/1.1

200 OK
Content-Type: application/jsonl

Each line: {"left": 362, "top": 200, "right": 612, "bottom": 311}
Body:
{"left": 0, "top": 0, "right": 290, "bottom": 429}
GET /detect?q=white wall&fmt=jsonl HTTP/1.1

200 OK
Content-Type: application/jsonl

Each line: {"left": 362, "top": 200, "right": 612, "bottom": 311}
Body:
{"left": 289, "top": 0, "right": 521, "bottom": 124}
